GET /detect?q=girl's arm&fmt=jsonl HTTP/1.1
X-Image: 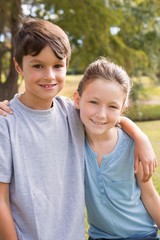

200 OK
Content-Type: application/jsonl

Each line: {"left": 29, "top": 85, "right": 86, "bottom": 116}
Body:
{"left": 0, "top": 100, "right": 13, "bottom": 116}
{"left": 0, "top": 183, "right": 18, "bottom": 240}
{"left": 136, "top": 163, "right": 160, "bottom": 229}
{"left": 120, "top": 116, "right": 157, "bottom": 182}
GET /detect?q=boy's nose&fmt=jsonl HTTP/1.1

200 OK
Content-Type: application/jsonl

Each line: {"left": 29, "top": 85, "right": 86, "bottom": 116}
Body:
{"left": 45, "top": 68, "right": 55, "bottom": 80}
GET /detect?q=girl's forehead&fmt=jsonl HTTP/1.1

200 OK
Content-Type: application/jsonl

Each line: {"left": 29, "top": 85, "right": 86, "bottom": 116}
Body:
{"left": 84, "top": 78, "right": 119, "bottom": 89}
{"left": 82, "top": 79, "right": 126, "bottom": 97}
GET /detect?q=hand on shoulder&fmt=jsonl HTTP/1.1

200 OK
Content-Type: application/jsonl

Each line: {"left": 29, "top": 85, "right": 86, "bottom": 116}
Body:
{"left": 0, "top": 100, "right": 13, "bottom": 116}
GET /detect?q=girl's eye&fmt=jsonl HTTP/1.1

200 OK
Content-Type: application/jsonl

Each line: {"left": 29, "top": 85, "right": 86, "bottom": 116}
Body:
{"left": 110, "top": 105, "right": 118, "bottom": 109}
{"left": 89, "top": 101, "right": 98, "bottom": 105}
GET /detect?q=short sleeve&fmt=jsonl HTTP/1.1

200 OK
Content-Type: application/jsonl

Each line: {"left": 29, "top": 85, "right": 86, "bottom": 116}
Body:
{"left": 0, "top": 119, "right": 12, "bottom": 183}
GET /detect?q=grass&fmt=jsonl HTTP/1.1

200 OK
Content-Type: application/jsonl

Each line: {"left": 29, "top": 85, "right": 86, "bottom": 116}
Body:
{"left": 58, "top": 74, "right": 82, "bottom": 98}
{"left": 127, "top": 104, "right": 160, "bottom": 121}
{"left": 144, "top": 86, "right": 160, "bottom": 101}
{"left": 136, "top": 120, "right": 160, "bottom": 192}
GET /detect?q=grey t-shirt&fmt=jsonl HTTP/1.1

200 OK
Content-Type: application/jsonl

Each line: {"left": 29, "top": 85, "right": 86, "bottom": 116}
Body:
{"left": 0, "top": 95, "right": 85, "bottom": 240}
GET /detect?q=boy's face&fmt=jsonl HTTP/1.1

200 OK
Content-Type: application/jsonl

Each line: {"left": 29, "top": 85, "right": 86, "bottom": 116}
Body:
{"left": 14, "top": 46, "right": 67, "bottom": 110}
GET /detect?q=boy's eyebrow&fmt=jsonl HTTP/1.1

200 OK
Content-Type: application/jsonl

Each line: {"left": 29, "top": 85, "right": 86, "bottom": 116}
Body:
{"left": 29, "top": 58, "right": 66, "bottom": 64}
{"left": 29, "top": 59, "right": 43, "bottom": 63}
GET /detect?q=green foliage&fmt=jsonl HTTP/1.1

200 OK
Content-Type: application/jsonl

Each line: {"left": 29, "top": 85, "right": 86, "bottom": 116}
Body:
{"left": 26, "top": 0, "right": 160, "bottom": 77}
{"left": 130, "top": 81, "right": 145, "bottom": 102}
{"left": 126, "top": 104, "right": 160, "bottom": 121}
{"left": 106, "top": 35, "right": 148, "bottom": 76}
{"left": 1, "top": 0, "right": 160, "bottom": 99}
{"left": 34, "top": 0, "right": 118, "bottom": 71}
{"left": 113, "top": 0, "right": 160, "bottom": 78}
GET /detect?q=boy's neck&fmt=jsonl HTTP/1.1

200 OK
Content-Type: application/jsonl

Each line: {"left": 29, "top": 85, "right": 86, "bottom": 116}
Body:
{"left": 18, "top": 93, "right": 54, "bottom": 110}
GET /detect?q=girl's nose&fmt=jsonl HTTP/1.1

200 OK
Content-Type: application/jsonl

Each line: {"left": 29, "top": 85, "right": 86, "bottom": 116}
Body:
{"left": 97, "top": 106, "right": 107, "bottom": 118}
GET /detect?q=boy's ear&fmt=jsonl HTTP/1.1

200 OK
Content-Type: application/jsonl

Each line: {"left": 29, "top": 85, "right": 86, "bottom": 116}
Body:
{"left": 13, "top": 58, "right": 23, "bottom": 75}
{"left": 73, "top": 91, "right": 81, "bottom": 109}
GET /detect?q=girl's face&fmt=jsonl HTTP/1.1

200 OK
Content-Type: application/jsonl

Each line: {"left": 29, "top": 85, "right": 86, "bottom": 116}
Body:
{"left": 74, "top": 78, "right": 126, "bottom": 137}
{"left": 14, "top": 45, "right": 67, "bottom": 110}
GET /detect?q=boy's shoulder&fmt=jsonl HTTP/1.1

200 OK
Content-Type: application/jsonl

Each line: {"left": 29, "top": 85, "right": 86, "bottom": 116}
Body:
{"left": 55, "top": 95, "right": 74, "bottom": 111}
{"left": 0, "top": 115, "right": 8, "bottom": 123}
{"left": 55, "top": 95, "right": 82, "bottom": 125}
{"left": 55, "top": 95, "right": 73, "bottom": 104}
{"left": 118, "top": 127, "right": 134, "bottom": 145}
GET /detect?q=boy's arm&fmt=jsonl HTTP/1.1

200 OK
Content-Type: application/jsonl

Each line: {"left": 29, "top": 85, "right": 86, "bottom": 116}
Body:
{"left": 0, "top": 183, "right": 18, "bottom": 240}
{"left": 136, "top": 163, "right": 160, "bottom": 229}
{"left": 120, "top": 116, "right": 158, "bottom": 182}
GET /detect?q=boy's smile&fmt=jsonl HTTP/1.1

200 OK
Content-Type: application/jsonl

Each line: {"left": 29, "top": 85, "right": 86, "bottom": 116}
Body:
{"left": 39, "top": 83, "right": 57, "bottom": 89}
{"left": 14, "top": 45, "right": 67, "bottom": 110}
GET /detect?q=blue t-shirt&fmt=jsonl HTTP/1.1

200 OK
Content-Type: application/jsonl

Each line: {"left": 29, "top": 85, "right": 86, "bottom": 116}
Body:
{"left": 85, "top": 128, "right": 157, "bottom": 239}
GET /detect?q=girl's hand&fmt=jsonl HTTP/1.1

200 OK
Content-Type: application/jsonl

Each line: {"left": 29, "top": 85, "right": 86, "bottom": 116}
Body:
{"left": 0, "top": 100, "right": 13, "bottom": 116}
{"left": 134, "top": 134, "right": 158, "bottom": 182}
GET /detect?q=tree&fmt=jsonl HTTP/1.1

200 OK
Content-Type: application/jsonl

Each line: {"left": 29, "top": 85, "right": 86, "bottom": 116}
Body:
{"left": 32, "top": 0, "right": 116, "bottom": 72}
{"left": 111, "top": 0, "right": 160, "bottom": 78}
{"left": 1, "top": 0, "right": 113, "bottom": 99}
{"left": 1, "top": 0, "right": 160, "bottom": 100}
{"left": 0, "top": 0, "right": 21, "bottom": 100}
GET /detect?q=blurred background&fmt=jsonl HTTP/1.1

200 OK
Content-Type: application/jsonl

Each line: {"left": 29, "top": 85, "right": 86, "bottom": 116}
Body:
{"left": 1, "top": 0, "right": 160, "bottom": 113}
{"left": 0, "top": 1, "right": 160, "bottom": 238}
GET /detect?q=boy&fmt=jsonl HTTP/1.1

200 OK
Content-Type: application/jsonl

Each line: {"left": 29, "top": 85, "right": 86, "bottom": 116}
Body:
{"left": 0, "top": 17, "right": 157, "bottom": 240}
{"left": 0, "top": 17, "right": 85, "bottom": 240}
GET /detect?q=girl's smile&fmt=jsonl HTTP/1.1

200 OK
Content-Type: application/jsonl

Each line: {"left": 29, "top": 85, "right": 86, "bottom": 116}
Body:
{"left": 75, "top": 78, "right": 125, "bottom": 138}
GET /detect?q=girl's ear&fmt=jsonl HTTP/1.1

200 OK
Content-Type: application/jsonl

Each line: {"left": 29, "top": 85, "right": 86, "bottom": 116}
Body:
{"left": 73, "top": 91, "right": 81, "bottom": 109}
{"left": 121, "top": 105, "right": 127, "bottom": 115}
{"left": 13, "top": 58, "right": 23, "bottom": 75}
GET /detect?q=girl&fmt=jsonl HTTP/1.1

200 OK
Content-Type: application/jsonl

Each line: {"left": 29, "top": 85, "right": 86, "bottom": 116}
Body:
{"left": 74, "top": 57, "right": 160, "bottom": 239}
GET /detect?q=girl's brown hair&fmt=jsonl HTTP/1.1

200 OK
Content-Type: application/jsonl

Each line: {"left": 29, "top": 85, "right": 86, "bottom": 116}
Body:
{"left": 77, "top": 57, "right": 132, "bottom": 107}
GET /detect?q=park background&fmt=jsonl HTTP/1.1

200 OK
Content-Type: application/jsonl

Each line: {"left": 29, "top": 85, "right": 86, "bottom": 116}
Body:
{"left": 0, "top": 0, "right": 160, "bottom": 238}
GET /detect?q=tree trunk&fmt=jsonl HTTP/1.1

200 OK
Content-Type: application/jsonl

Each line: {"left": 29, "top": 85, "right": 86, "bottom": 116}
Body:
{"left": 0, "top": 0, "right": 21, "bottom": 101}
{"left": 0, "top": 66, "right": 18, "bottom": 101}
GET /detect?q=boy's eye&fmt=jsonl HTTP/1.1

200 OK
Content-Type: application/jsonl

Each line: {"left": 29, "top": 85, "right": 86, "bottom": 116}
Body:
{"left": 54, "top": 64, "right": 63, "bottom": 69}
{"left": 33, "top": 64, "right": 42, "bottom": 69}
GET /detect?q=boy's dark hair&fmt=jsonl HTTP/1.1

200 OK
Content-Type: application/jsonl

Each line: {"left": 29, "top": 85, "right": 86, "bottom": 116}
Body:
{"left": 13, "top": 17, "right": 71, "bottom": 67}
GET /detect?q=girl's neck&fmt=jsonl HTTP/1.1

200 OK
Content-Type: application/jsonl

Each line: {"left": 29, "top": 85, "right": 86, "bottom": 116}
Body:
{"left": 86, "top": 127, "right": 118, "bottom": 165}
